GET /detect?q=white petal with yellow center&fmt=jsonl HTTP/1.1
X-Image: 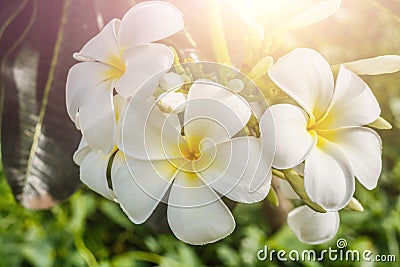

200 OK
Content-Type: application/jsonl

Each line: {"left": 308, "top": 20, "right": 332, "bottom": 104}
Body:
{"left": 74, "top": 18, "right": 121, "bottom": 64}
{"left": 318, "top": 127, "right": 382, "bottom": 190}
{"left": 260, "top": 104, "right": 316, "bottom": 169}
{"left": 116, "top": 43, "right": 174, "bottom": 98}
{"left": 115, "top": 77, "right": 272, "bottom": 244}
{"left": 268, "top": 48, "right": 334, "bottom": 121}
{"left": 262, "top": 48, "right": 383, "bottom": 211}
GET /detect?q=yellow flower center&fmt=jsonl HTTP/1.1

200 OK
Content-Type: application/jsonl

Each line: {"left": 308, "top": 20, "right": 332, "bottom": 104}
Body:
{"left": 179, "top": 138, "right": 202, "bottom": 161}
{"left": 103, "top": 54, "right": 126, "bottom": 81}
{"left": 165, "top": 134, "right": 216, "bottom": 175}
{"left": 307, "top": 115, "right": 338, "bottom": 150}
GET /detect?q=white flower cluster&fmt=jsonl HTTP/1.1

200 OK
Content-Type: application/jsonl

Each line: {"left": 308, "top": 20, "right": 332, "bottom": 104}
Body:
{"left": 66, "top": 1, "right": 400, "bottom": 245}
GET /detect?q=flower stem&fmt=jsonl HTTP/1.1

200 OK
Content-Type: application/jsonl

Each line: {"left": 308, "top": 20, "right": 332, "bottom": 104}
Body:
{"left": 282, "top": 169, "right": 326, "bottom": 213}
{"left": 272, "top": 169, "right": 286, "bottom": 180}
{"left": 207, "top": 0, "right": 231, "bottom": 65}
{"left": 74, "top": 233, "right": 98, "bottom": 267}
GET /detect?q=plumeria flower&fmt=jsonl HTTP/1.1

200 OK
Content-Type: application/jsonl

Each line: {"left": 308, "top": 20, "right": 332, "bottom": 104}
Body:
{"left": 73, "top": 95, "right": 126, "bottom": 200}
{"left": 278, "top": 178, "right": 339, "bottom": 244}
{"left": 66, "top": 1, "right": 184, "bottom": 154}
{"left": 113, "top": 80, "right": 273, "bottom": 245}
{"left": 260, "top": 48, "right": 382, "bottom": 211}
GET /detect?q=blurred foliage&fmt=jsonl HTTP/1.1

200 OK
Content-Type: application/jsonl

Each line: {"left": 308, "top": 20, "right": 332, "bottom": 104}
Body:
{"left": 0, "top": 0, "right": 399, "bottom": 266}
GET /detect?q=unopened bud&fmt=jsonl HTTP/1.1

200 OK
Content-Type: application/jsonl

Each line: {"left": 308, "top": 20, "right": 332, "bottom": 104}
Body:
{"left": 159, "top": 72, "right": 184, "bottom": 91}
{"left": 157, "top": 91, "right": 187, "bottom": 113}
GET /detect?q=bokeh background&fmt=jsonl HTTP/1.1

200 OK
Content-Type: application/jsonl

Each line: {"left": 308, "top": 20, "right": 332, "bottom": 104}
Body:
{"left": 0, "top": 0, "right": 399, "bottom": 266}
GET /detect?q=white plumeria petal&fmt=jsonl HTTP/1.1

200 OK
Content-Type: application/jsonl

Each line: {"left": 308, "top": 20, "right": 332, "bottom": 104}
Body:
{"left": 118, "top": 97, "right": 182, "bottom": 160}
{"left": 111, "top": 152, "right": 175, "bottom": 224}
{"left": 167, "top": 172, "right": 235, "bottom": 245}
{"left": 115, "top": 43, "right": 174, "bottom": 98}
{"left": 278, "top": 0, "right": 341, "bottom": 32}
{"left": 113, "top": 94, "right": 126, "bottom": 121}
{"left": 73, "top": 138, "right": 90, "bottom": 166}
{"left": 317, "top": 65, "right": 380, "bottom": 129}
{"left": 260, "top": 104, "right": 316, "bottom": 169}
{"left": 268, "top": 48, "right": 334, "bottom": 121}
{"left": 117, "top": 1, "right": 184, "bottom": 50}
{"left": 184, "top": 117, "right": 231, "bottom": 151}
{"left": 80, "top": 151, "right": 114, "bottom": 200}
{"left": 287, "top": 205, "right": 339, "bottom": 245}
{"left": 184, "top": 81, "right": 251, "bottom": 144}
{"left": 342, "top": 55, "right": 400, "bottom": 75}
{"left": 304, "top": 139, "right": 355, "bottom": 211}
{"left": 198, "top": 137, "right": 272, "bottom": 203}
{"left": 79, "top": 81, "right": 115, "bottom": 154}
{"left": 319, "top": 127, "right": 382, "bottom": 190}
{"left": 74, "top": 19, "right": 121, "bottom": 65}
{"left": 65, "top": 62, "right": 114, "bottom": 123}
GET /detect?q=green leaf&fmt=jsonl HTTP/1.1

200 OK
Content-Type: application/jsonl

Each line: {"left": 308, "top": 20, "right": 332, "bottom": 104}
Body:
{"left": 0, "top": 0, "right": 111, "bottom": 209}
{"left": 21, "top": 240, "right": 54, "bottom": 267}
{"left": 99, "top": 199, "right": 134, "bottom": 230}
{"left": 216, "top": 245, "right": 240, "bottom": 267}
{"left": 282, "top": 169, "right": 326, "bottom": 213}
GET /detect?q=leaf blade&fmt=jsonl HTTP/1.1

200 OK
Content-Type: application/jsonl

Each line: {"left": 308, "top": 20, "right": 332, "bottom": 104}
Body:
{"left": 0, "top": 0, "right": 101, "bottom": 209}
